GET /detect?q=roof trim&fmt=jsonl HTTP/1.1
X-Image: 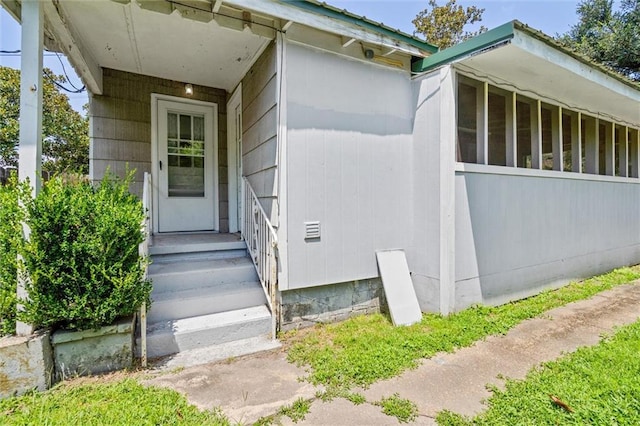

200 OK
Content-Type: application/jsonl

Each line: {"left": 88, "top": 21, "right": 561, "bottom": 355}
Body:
{"left": 411, "top": 21, "right": 515, "bottom": 73}
{"left": 413, "top": 19, "right": 639, "bottom": 91}
{"left": 283, "top": 0, "right": 438, "bottom": 54}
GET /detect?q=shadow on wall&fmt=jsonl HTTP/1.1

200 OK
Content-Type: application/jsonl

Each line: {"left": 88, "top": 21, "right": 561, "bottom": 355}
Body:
{"left": 287, "top": 103, "right": 412, "bottom": 137}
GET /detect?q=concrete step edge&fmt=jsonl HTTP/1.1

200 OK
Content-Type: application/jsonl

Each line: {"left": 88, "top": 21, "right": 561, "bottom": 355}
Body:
{"left": 146, "top": 305, "right": 271, "bottom": 335}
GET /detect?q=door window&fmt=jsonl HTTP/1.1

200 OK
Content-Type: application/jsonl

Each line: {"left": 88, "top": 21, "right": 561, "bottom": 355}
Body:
{"left": 167, "top": 112, "right": 206, "bottom": 197}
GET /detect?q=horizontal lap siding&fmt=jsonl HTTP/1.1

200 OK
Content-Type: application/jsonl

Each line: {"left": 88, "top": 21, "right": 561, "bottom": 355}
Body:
{"left": 242, "top": 42, "right": 279, "bottom": 223}
{"left": 89, "top": 68, "right": 230, "bottom": 231}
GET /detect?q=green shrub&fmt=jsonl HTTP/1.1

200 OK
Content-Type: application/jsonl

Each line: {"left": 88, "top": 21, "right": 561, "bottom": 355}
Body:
{"left": 19, "top": 173, "right": 151, "bottom": 331}
{"left": 0, "top": 176, "right": 25, "bottom": 336}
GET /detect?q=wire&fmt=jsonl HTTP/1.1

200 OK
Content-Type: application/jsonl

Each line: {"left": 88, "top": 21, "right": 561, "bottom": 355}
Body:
{"left": 0, "top": 52, "right": 59, "bottom": 56}
{"left": 52, "top": 51, "right": 84, "bottom": 92}
{"left": 1, "top": 48, "right": 86, "bottom": 93}
{"left": 50, "top": 78, "right": 86, "bottom": 94}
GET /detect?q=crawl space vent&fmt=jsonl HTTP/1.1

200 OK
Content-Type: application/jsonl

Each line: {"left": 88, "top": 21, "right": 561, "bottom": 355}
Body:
{"left": 304, "top": 221, "right": 321, "bottom": 239}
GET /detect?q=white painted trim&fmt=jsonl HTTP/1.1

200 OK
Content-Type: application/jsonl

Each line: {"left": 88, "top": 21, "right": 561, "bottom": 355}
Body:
{"left": 572, "top": 111, "right": 582, "bottom": 173}
{"left": 276, "top": 32, "right": 289, "bottom": 291}
{"left": 224, "top": 0, "right": 428, "bottom": 56}
{"left": 455, "top": 162, "right": 640, "bottom": 184}
{"left": 227, "top": 83, "right": 242, "bottom": 233}
{"left": 150, "top": 93, "right": 220, "bottom": 233}
{"left": 439, "top": 66, "right": 456, "bottom": 316}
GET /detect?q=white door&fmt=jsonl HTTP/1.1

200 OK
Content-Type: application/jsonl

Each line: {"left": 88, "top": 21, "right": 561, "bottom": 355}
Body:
{"left": 157, "top": 99, "right": 217, "bottom": 232}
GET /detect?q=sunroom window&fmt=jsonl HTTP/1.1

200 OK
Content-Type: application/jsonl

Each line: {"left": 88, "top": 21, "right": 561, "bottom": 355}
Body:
{"left": 455, "top": 73, "right": 639, "bottom": 179}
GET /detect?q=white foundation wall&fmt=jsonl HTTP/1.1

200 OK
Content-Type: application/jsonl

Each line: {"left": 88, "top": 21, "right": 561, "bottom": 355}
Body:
{"left": 455, "top": 167, "right": 640, "bottom": 310}
{"left": 285, "top": 42, "right": 414, "bottom": 290}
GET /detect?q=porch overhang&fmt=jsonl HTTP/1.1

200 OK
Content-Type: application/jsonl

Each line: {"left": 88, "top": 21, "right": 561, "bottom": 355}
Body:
{"left": 2, "top": 0, "right": 437, "bottom": 98}
{"left": 414, "top": 21, "right": 640, "bottom": 128}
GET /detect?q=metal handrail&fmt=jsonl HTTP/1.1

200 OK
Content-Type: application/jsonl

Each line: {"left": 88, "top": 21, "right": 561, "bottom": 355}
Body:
{"left": 241, "top": 177, "right": 278, "bottom": 337}
{"left": 138, "top": 172, "right": 152, "bottom": 367}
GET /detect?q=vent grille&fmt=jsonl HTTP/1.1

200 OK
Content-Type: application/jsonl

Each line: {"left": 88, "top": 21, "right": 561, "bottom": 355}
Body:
{"left": 304, "top": 221, "right": 321, "bottom": 239}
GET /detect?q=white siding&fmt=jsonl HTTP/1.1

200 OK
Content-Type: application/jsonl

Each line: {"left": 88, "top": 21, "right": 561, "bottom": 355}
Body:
{"left": 242, "top": 42, "right": 278, "bottom": 221}
{"left": 455, "top": 169, "right": 640, "bottom": 309}
{"left": 285, "top": 43, "right": 414, "bottom": 289}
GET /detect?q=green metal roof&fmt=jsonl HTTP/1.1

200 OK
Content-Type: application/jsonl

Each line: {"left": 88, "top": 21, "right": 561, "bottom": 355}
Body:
{"left": 411, "top": 21, "right": 515, "bottom": 73}
{"left": 282, "top": 0, "right": 439, "bottom": 54}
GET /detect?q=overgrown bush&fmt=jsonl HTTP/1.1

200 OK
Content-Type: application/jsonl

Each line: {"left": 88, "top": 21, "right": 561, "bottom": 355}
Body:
{"left": 0, "top": 176, "right": 24, "bottom": 336}
{"left": 19, "top": 173, "right": 151, "bottom": 331}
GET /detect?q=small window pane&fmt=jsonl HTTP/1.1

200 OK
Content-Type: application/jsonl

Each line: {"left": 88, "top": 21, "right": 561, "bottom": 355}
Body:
{"left": 168, "top": 113, "right": 178, "bottom": 139}
{"left": 541, "top": 107, "right": 553, "bottom": 170}
{"left": 563, "top": 113, "right": 572, "bottom": 172}
{"left": 488, "top": 91, "right": 506, "bottom": 166}
{"left": 180, "top": 114, "right": 191, "bottom": 140}
{"left": 457, "top": 81, "right": 477, "bottom": 163}
{"left": 193, "top": 116, "right": 204, "bottom": 141}
{"left": 516, "top": 100, "right": 532, "bottom": 168}
{"left": 599, "top": 122, "right": 607, "bottom": 175}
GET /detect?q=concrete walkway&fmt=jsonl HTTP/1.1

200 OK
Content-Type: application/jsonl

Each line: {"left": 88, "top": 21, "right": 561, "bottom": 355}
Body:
{"left": 145, "top": 282, "right": 640, "bottom": 425}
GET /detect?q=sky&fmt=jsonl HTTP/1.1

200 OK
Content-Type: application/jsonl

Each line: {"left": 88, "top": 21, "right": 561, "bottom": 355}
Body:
{"left": 1, "top": 0, "right": 582, "bottom": 113}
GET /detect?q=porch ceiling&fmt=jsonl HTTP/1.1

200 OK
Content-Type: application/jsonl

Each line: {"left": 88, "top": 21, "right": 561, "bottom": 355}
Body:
{"left": 59, "top": 0, "right": 272, "bottom": 92}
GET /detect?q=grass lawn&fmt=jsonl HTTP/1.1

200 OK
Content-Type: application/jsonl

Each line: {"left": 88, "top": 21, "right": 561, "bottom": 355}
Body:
{"left": 2, "top": 266, "right": 638, "bottom": 425}
{"left": 0, "top": 377, "right": 232, "bottom": 426}
{"left": 437, "top": 319, "right": 640, "bottom": 425}
{"left": 284, "top": 266, "right": 640, "bottom": 389}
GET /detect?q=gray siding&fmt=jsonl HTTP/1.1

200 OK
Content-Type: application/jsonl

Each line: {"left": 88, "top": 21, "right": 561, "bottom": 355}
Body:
{"left": 286, "top": 43, "right": 414, "bottom": 290}
{"left": 455, "top": 170, "right": 640, "bottom": 310}
{"left": 89, "top": 68, "right": 229, "bottom": 231}
{"left": 242, "top": 43, "right": 278, "bottom": 222}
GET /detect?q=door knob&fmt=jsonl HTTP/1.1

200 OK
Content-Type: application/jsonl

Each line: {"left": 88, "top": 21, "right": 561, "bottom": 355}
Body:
{"left": 159, "top": 160, "right": 163, "bottom": 171}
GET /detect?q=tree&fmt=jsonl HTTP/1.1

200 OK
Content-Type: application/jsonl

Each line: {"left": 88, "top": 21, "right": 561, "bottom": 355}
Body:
{"left": 0, "top": 66, "right": 89, "bottom": 174}
{"left": 559, "top": 0, "right": 640, "bottom": 81}
{"left": 413, "top": 0, "right": 487, "bottom": 49}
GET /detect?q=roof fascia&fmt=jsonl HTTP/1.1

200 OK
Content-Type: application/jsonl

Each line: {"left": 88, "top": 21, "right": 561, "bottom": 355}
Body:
{"left": 412, "top": 21, "right": 515, "bottom": 74}
{"left": 225, "top": 0, "right": 436, "bottom": 56}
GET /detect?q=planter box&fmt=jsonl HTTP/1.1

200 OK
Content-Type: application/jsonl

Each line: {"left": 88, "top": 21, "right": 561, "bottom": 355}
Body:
{"left": 0, "top": 330, "right": 53, "bottom": 399}
{"left": 51, "top": 317, "right": 134, "bottom": 379}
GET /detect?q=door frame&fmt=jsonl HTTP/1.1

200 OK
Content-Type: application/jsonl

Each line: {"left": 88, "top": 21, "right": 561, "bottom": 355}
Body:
{"left": 227, "top": 83, "right": 242, "bottom": 233}
{"left": 151, "top": 93, "right": 219, "bottom": 234}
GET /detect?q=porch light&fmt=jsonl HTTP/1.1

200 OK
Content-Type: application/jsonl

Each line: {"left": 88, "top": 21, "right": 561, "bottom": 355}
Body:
{"left": 185, "top": 83, "right": 194, "bottom": 96}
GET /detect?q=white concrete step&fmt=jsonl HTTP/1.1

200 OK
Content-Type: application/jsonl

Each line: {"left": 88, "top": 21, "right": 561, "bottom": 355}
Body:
{"left": 149, "top": 335, "right": 281, "bottom": 370}
{"left": 140, "top": 305, "right": 272, "bottom": 359}
{"left": 149, "top": 256, "right": 258, "bottom": 294}
{"left": 150, "top": 240, "right": 247, "bottom": 263}
{"left": 148, "top": 280, "right": 267, "bottom": 323}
